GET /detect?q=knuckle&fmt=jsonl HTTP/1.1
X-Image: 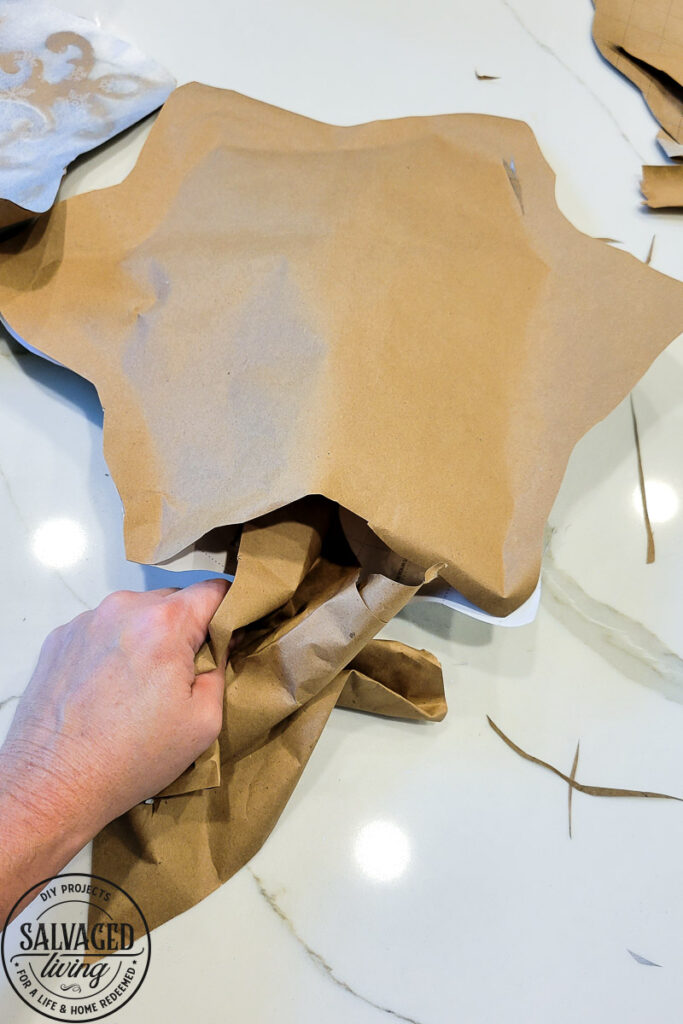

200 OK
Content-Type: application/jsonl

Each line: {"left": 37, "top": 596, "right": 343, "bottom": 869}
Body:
{"left": 144, "top": 601, "right": 177, "bottom": 635}
{"left": 198, "top": 702, "right": 223, "bottom": 745}
{"left": 98, "top": 590, "right": 134, "bottom": 616}
{"left": 121, "top": 604, "right": 177, "bottom": 660}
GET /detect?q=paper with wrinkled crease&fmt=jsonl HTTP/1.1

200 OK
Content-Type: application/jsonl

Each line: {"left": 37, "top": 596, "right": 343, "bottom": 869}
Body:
{"left": 90, "top": 498, "right": 445, "bottom": 937}
{"left": 1, "top": 83, "right": 682, "bottom": 615}
{"left": 591, "top": 0, "right": 683, "bottom": 143}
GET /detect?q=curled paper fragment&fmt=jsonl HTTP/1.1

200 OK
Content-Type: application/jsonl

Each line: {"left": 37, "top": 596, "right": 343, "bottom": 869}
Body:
{"left": 488, "top": 717, "right": 683, "bottom": 802}
{"left": 2, "top": 84, "right": 682, "bottom": 615}
{"left": 657, "top": 129, "right": 683, "bottom": 160}
{"left": 0, "top": 0, "right": 174, "bottom": 228}
{"left": 592, "top": 0, "right": 683, "bottom": 143}
{"left": 337, "top": 639, "right": 447, "bottom": 722}
{"left": 90, "top": 499, "right": 444, "bottom": 938}
{"left": 641, "top": 164, "right": 683, "bottom": 208}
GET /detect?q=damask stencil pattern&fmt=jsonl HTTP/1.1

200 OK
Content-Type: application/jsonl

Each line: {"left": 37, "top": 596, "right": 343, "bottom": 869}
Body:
{"left": 0, "top": 0, "right": 173, "bottom": 220}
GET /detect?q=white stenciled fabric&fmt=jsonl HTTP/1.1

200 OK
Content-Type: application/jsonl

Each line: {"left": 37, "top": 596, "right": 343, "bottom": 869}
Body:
{"left": 0, "top": 0, "right": 174, "bottom": 215}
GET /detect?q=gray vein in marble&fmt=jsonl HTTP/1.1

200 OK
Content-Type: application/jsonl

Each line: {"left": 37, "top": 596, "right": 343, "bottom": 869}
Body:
{"left": 500, "top": 0, "right": 648, "bottom": 165}
{"left": 0, "top": 695, "right": 20, "bottom": 711}
{"left": 0, "top": 460, "right": 89, "bottom": 612}
{"left": 542, "top": 528, "right": 683, "bottom": 702}
{"left": 0, "top": 459, "right": 28, "bottom": 532}
{"left": 248, "top": 868, "right": 425, "bottom": 1024}
{"left": 46, "top": 574, "right": 89, "bottom": 612}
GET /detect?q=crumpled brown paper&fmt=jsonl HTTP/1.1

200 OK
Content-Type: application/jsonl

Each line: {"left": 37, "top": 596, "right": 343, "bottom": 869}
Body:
{"left": 91, "top": 498, "right": 445, "bottom": 937}
{"left": 592, "top": 0, "right": 683, "bottom": 144}
{"left": 1, "top": 83, "right": 681, "bottom": 615}
{"left": 336, "top": 639, "right": 445, "bottom": 722}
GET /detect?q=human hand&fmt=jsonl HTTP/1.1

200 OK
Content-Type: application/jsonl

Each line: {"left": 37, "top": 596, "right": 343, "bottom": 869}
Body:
{"left": 0, "top": 580, "right": 228, "bottom": 921}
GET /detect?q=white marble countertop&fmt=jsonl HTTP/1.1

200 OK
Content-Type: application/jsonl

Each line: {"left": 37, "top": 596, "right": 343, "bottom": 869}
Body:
{"left": 1, "top": 1, "right": 682, "bottom": 1021}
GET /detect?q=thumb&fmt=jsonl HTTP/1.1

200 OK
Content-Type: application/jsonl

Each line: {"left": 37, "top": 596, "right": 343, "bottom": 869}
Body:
{"left": 167, "top": 578, "right": 230, "bottom": 652}
{"left": 190, "top": 666, "right": 225, "bottom": 737}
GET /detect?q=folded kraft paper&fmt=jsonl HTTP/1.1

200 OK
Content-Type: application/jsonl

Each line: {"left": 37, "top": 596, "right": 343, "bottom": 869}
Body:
{"left": 592, "top": 0, "right": 683, "bottom": 145}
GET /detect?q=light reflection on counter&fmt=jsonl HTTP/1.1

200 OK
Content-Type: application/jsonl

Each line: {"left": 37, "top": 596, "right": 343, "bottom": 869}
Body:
{"left": 354, "top": 820, "right": 411, "bottom": 883}
{"left": 632, "top": 479, "right": 679, "bottom": 524}
{"left": 31, "top": 517, "right": 88, "bottom": 569}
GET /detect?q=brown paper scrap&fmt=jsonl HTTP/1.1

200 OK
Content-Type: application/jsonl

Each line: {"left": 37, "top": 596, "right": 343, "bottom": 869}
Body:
{"left": 2, "top": 83, "right": 681, "bottom": 616}
{"left": 337, "top": 639, "right": 447, "bottom": 722}
{"left": 641, "top": 164, "right": 683, "bottom": 207}
{"left": 567, "top": 741, "right": 579, "bottom": 839}
{"left": 629, "top": 394, "right": 656, "bottom": 563}
{"left": 657, "top": 128, "right": 683, "bottom": 159}
{"left": 592, "top": 0, "right": 683, "bottom": 143}
{"left": 488, "top": 716, "right": 683, "bottom": 802}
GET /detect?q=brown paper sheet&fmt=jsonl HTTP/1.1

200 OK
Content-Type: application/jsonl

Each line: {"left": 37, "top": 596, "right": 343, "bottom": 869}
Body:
{"left": 1, "top": 83, "right": 681, "bottom": 615}
{"left": 641, "top": 164, "right": 683, "bottom": 207}
{"left": 91, "top": 500, "right": 444, "bottom": 937}
{"left": 592, "top": 0, "right": 683, "bottom": 143}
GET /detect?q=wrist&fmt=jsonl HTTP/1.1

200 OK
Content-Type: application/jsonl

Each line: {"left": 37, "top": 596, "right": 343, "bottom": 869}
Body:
{"left": 0, "top": 745, "right": 99, "bottom": 871}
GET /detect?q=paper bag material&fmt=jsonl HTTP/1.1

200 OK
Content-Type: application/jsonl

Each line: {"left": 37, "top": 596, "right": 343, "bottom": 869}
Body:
{"left": 592, "top": 0, "right": 683, "bottom": 142}
{"left": 337, "top": 639, "right": 447, "bottom": 722}
{"left": 91, "top": 500, "right": 442, "bottom": 937}
{"left": 166, "top": 637, "right": 445, "bottom": 799}
{"left": 641, "top": 164, "right": 683, "bottom": 207}
{"left": 158, "top": 503, "right": 445, "bottom": 801}
{"left": 1, "top": 83, "right": 682, "bottom": 615}
{"left": 0, "top": 0, "right": 174, "bottom": 228}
